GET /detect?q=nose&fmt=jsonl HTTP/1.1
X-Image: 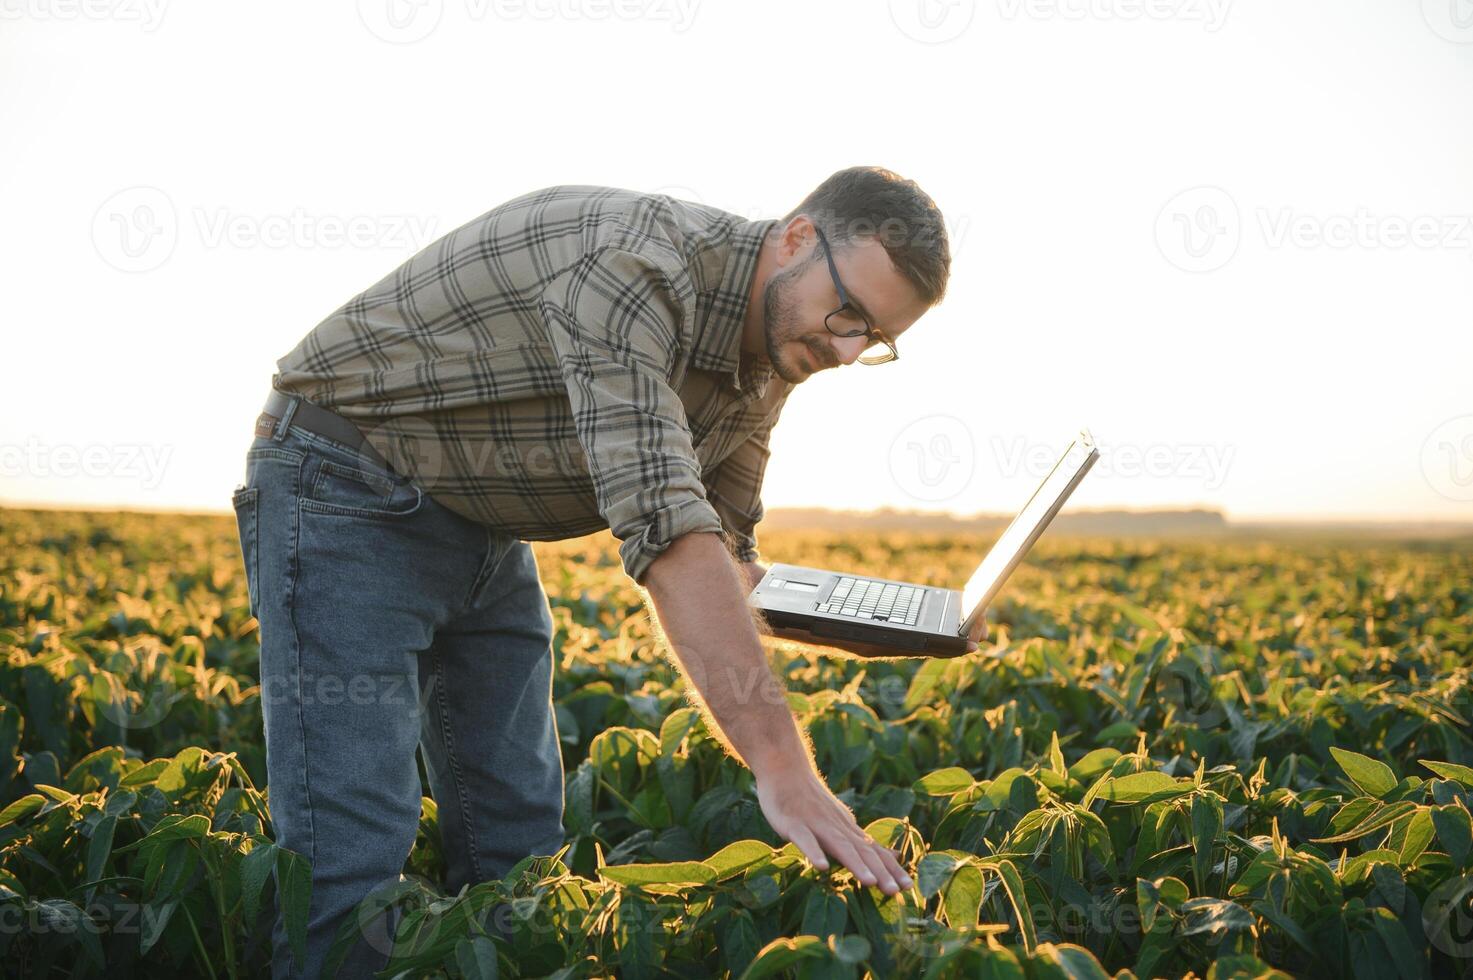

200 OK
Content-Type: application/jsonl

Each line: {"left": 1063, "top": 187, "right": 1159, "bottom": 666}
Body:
{"left": 831, "top": 334, "right": 866, "bottom": 366}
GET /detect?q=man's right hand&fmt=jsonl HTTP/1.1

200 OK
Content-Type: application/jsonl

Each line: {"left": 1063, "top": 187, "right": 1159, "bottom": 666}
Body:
{"left": 641, "top": 532, "right": 913, "bottom": 898}
{"left": 753, "top": 761, "right": 914, "bottom": 896}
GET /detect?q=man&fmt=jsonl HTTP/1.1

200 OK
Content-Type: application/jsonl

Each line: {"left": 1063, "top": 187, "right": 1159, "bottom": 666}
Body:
{"left": 231, "top": 166, "right": 985, "bottom": 978}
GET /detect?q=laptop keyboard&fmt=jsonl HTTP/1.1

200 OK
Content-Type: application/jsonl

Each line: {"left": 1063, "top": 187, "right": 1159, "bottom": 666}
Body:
{"left": 816, "top": 577, "right": 923, "bottom": 625}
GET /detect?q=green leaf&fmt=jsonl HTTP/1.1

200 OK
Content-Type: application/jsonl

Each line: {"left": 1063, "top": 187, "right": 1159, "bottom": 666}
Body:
{"left": 453, "top": 936, "right": 499, "bottom": 980}
{"left": 1096, "top": 721, "right": 1140, "bottom": 742}
{"left": 721, "top": 911, "right": 761, "bottom": 978}
{"left": 599, "top": 860, "right": 716, "bottom": 889}
{"left": 1048, "top": 732, "right": 1067, "bottom": 777}
{"left": 239, "top": 841, "right": 276, "bottom": 930}
{"left": 140, "top": 898, "right": 178, "bottom": 955}
{"left": 1251, "top": 901, "right": 1315, "bottom": 956}
{"left": 1208, "top": 954, "right": 1293, "bottom": 980}
{"left": 1178, "top": 897, "right": 1255, "bottom": 941}
{"left": 83, "top": 815, "right": 116, "bottom": 900}
{"left": 1432, "top": 804, "right": 1473, "bottom": 867}
{"left": 276, "top": 847, "right": 312, "bottom": 972}
{"left": 1191, "top": 794, "right": 1223, "bottom": 892}
{"left": 1367, "top": 906, "right": 1421, "bottom": 980}
{"left": 942, "top": 863, "right": 985, "bottom": 928}
{"left": 800, "top": 888, "right": 848, "bottom": 939}
{"left": 1100, "top": 771, "right": 1190, "bottom": 804}
{"left": 1330, "top": 747, "right": 1396, "bottom": 798}
{"left": 1399, "top": 810, "right": 1436, "bottom": 865}
{"left": 1312, "top": 801, "right": 1418, "bottom": 844}
{"left": 1421, "top": 760, "right": 1473, "bottom": 787}
{"left": 829, "top": 934, "right": 870, "bottom": 966}
{"left": 155, "top": 746, "right": 206, "bottom": 797}
{"left": 1068, "top": 748, "right": 1121, "bottom": 783}
{"left": 0, "top": 794, "right": 46, "bottom": 826}
{"left": 914, "top": 767, "right": 975, "bottom": 796}
{"left": 903, "top": 659, "right": 950, "bottom": 713}
{"left": 704, "top": 840, "right": 773, "bottom": 880}
{"left": 1030, "top": 941, "right": 1112, "bottom": 979}
{"left": 916, "top": 851, "right": 964, "bottom": 899}
{"left": 993, "top": 859, "right": 1036, "bottom": 954}
{"left": 738, "top": 935, "right": 829, "bottom": 980}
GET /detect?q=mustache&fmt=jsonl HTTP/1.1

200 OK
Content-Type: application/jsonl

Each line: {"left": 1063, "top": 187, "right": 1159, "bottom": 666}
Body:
{"left": 804, "top": 338, "right": 838, "bottom": 369}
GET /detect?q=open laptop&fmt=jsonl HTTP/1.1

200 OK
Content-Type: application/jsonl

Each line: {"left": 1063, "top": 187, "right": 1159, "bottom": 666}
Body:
{"left": 748, "top": 429, "right": 1100, "bottom": 657}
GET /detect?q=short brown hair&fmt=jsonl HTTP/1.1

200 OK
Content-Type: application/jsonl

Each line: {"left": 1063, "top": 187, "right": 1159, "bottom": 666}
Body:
{"left": 783, "top": 166, "right": 951, "bottom": 306}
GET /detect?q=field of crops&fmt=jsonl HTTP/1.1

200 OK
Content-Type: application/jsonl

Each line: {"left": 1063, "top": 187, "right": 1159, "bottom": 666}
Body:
{"left": 1, "top": 506, "right": 1471, "bottom": 979}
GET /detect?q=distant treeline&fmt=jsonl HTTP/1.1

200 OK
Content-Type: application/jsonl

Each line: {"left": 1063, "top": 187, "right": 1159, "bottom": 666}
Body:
{"left": 760, "top": 507, "right": 1473, "bottom": 541}
{"left": 760, "top": 507, "right": 1230, "bottom": 536}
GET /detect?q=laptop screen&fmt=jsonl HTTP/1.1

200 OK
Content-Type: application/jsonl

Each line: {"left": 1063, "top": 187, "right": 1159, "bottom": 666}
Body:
{"left": 958, "top": 431, "right": 1098, "bottom": 626}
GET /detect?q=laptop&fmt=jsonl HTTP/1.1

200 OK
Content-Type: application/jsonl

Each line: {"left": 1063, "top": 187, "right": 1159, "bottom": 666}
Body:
{"left": 748, "top": 429, "right": 1100, "bottom": 657}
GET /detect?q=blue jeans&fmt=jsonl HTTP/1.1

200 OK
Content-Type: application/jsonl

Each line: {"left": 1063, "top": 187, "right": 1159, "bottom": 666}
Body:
{"left": 230, "top": 401, "right": 566, "bottom": 979}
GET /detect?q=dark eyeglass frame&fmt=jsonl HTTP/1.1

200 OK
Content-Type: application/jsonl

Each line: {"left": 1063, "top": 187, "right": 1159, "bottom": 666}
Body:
{"left": 814, "top": 226, "right": 899, "bottom": 365}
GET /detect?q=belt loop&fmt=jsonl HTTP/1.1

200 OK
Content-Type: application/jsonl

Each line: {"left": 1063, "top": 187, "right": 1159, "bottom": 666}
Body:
{"left": 272, "top": 395, "right": 301, "bottom": 442}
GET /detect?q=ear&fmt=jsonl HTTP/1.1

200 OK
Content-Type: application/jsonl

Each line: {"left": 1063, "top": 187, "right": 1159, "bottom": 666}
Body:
{"left": 775, "top": 215, "right": 817, "bottom": 267}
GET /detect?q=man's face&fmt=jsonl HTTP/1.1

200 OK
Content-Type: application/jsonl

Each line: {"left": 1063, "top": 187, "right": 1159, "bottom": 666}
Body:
{"left": 759, "top": 223, "right": 930, "bottom": 385}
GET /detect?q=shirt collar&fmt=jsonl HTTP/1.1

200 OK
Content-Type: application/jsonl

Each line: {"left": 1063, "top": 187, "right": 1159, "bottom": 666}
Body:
{"left": 690, "top": 216, "right": 779, "bottom": 397}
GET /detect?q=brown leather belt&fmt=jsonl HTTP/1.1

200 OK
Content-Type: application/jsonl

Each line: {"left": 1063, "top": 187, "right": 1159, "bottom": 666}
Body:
{"left": 255, "top": 388, "right": 394, "bottom": 472}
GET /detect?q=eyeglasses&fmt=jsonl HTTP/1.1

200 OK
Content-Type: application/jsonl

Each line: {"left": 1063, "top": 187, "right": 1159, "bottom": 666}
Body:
{"left": 814, "top": 227, "right": 899, "bottom": 365}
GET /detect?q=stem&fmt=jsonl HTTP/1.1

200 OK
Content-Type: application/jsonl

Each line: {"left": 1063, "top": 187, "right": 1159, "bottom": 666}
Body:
{"left": 181, "top": 902, "right": 220, "bottom": 980}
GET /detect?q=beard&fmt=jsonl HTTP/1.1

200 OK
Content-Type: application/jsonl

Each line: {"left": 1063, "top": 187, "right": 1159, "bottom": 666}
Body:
{"left": 761, "top": 257, "right": 838, "bottom": 385}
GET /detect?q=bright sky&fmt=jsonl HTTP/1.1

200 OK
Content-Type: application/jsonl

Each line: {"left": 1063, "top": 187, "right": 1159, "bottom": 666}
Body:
{"left": 3, "top": 0, "right": 1471, "bottom": 523}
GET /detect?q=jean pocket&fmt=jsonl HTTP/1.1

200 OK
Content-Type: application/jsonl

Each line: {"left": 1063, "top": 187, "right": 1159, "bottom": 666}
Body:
{"left": 231, "top": 485, "right": 260, "bottom": 618}
{"left": 300, "top": 458, "right": 423, "bottom": 519}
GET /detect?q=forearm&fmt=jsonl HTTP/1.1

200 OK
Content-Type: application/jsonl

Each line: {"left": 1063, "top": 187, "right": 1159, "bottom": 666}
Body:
{"left": 642, "top": 534, "right": 810, "bottom": 778}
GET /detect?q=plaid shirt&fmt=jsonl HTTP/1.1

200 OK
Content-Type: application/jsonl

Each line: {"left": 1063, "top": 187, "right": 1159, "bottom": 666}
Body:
{"left": 272, "top": 185, "right": 792, "bottom": 584}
